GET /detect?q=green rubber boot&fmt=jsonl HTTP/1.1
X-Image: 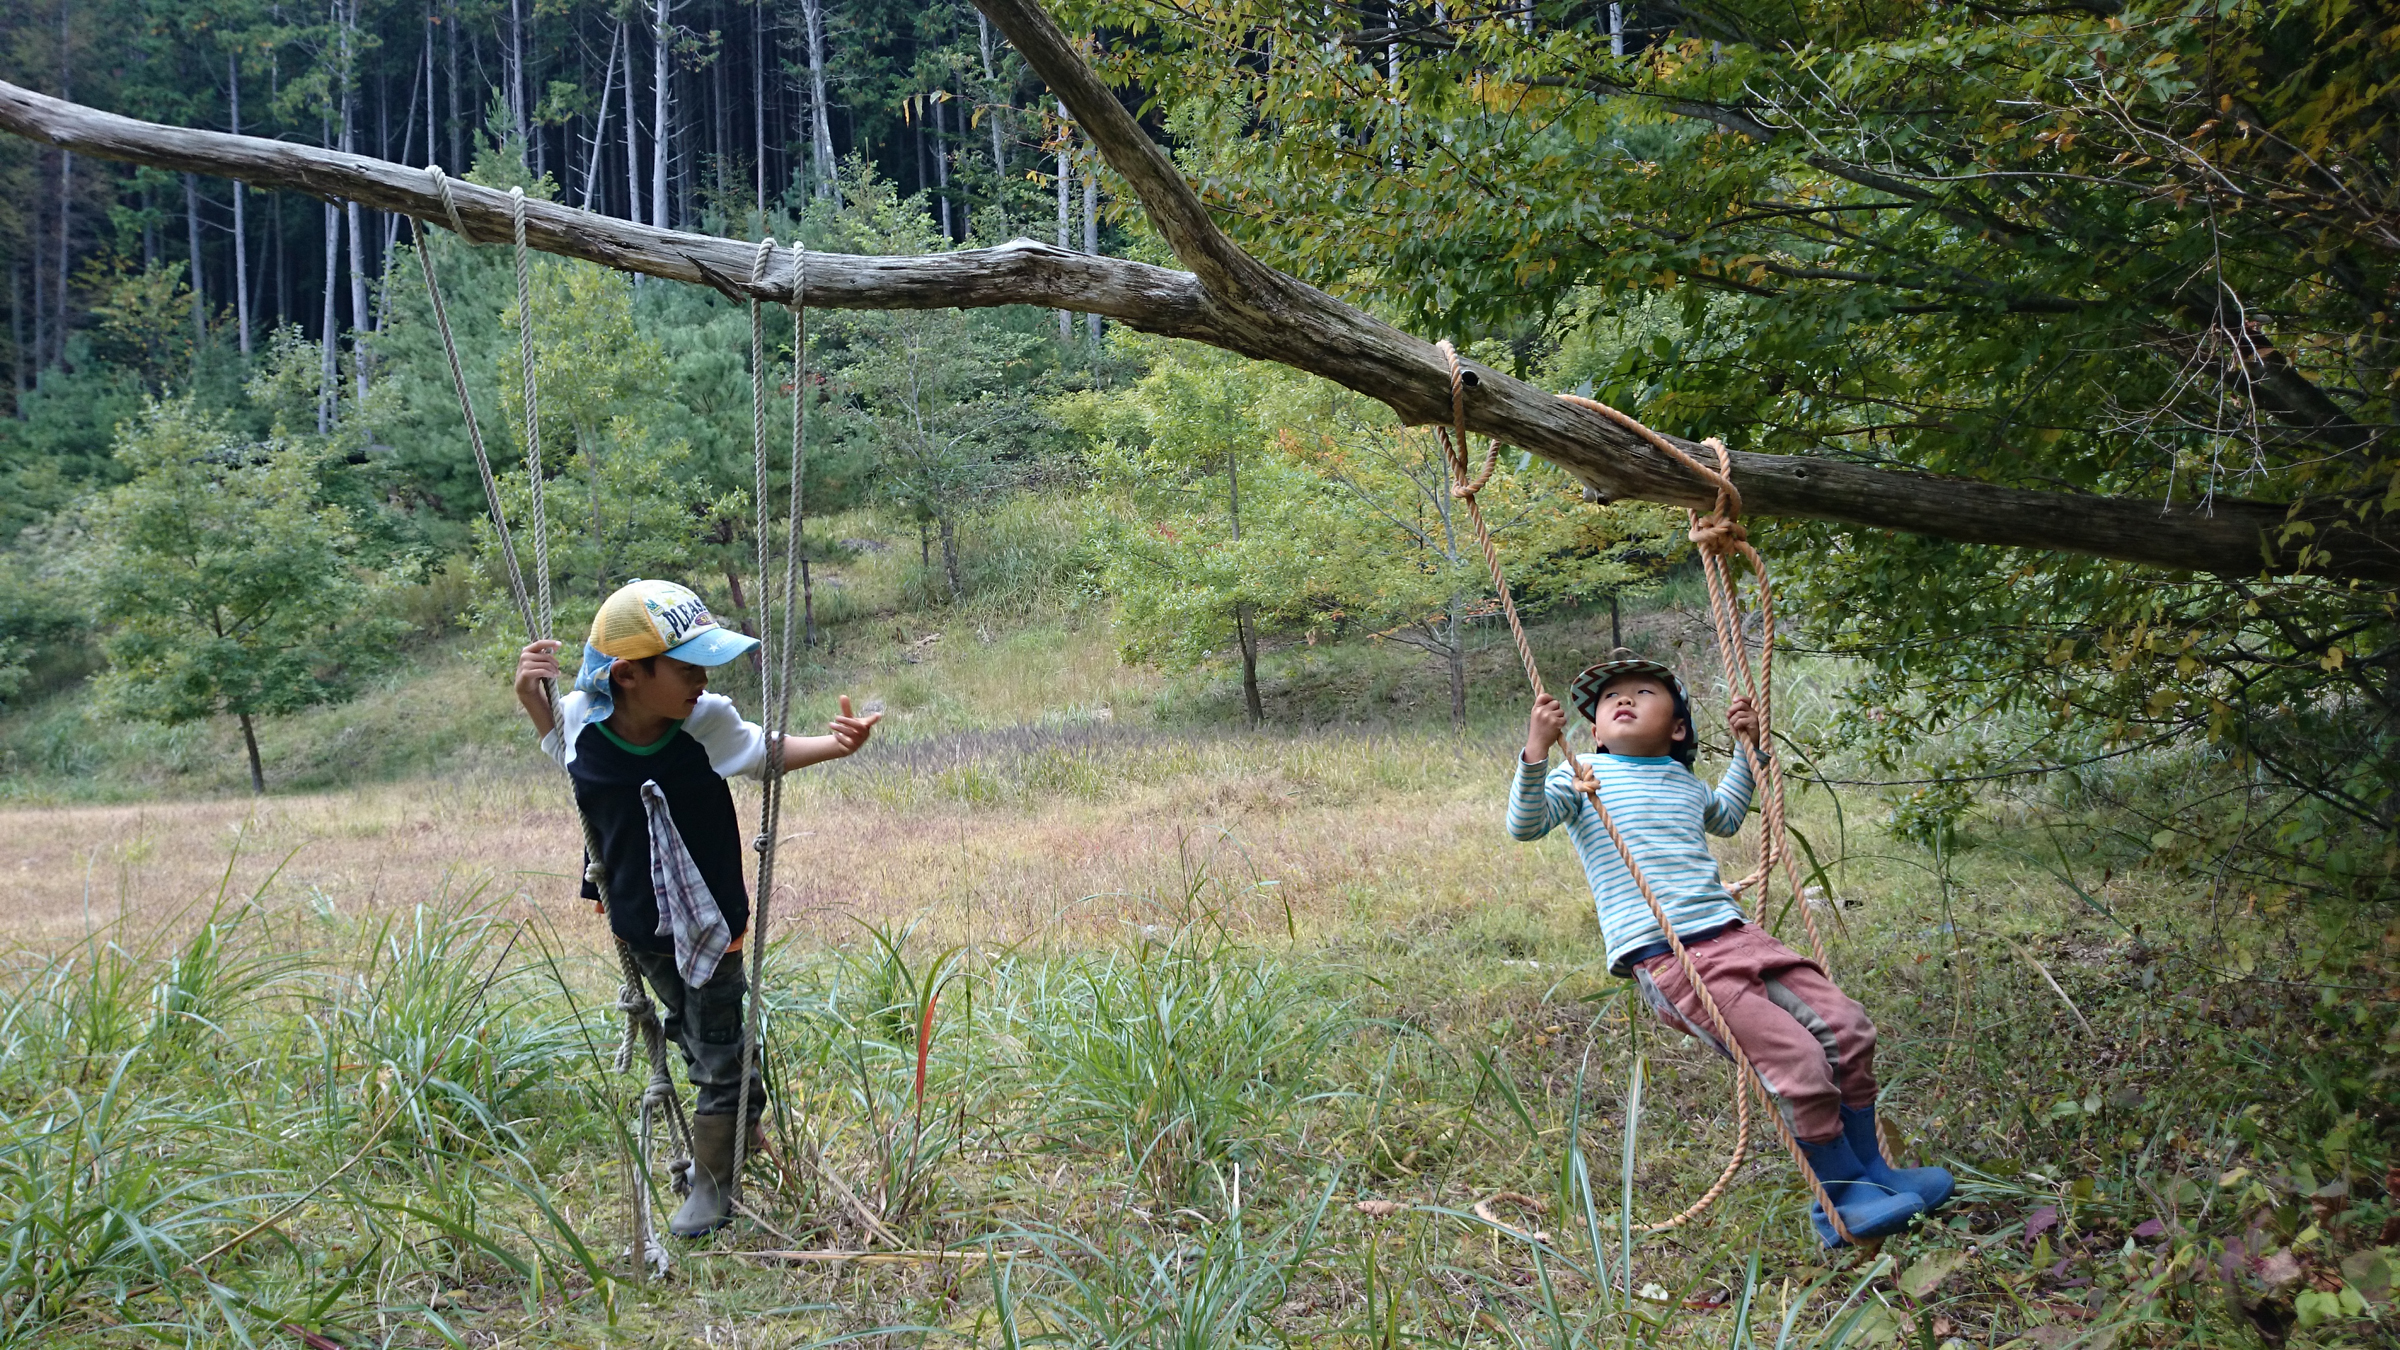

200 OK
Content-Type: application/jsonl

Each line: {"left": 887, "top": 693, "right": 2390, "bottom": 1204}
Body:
{"left": 670, "top": 1114, "right": 737, "bottom": 1238}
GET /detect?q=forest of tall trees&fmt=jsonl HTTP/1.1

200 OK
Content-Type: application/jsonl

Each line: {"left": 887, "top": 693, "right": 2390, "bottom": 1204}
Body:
{"left": 0, "top": 0, "right": 1092, "bottom": 403}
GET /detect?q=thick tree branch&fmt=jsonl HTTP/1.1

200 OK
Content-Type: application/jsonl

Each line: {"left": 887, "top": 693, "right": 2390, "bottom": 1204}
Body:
{"left": 1, "top": 66, "right": 2391, "bottom": 583}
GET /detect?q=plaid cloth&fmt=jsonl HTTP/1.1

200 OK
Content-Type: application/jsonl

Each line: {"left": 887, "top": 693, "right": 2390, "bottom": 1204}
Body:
{"left": 639, "top": 780, "right": 733, "bottom": 987}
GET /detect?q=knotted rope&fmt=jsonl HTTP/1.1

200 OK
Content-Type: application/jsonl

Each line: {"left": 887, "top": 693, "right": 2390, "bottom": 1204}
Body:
{"left": 731, "top": 239, "right": 811, "bottom": 1195}
{"left": 507, "top": 187, "right": 553, "bottom": 646}
{"left": 1433, "top": 341, "right": 1852, "bottom": 1243}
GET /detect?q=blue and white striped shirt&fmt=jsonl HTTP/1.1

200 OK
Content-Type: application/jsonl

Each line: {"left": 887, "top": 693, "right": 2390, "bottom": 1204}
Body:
{"left": 1508, "top": 751, "right": 1756, "bottom": 975}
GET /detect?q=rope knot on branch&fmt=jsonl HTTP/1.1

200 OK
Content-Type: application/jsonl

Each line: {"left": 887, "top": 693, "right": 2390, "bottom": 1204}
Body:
{"left": 1688, "top": 514, "right": 1749, "bottom": 556}
{"left": 1434, "top": 341, "right": 1499, "bottom": 501}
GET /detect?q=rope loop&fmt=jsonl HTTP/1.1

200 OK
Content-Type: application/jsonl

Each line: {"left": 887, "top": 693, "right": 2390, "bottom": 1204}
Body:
{"left": 425, "top": 165, "right": 470, "bottom": 240}
{"left": 1434, "top": 341, "right": 1499, "bottom": 501}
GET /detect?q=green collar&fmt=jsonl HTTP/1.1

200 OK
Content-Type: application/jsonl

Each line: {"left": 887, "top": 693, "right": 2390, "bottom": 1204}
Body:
{"left": 596, "top": 718, "right": 683, "bottom": 756}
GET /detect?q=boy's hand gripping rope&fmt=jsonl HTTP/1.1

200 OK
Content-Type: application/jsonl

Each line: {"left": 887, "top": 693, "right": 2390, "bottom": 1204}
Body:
{"left": 1433, "top": 342, "right": 1852, "bottom": 1242}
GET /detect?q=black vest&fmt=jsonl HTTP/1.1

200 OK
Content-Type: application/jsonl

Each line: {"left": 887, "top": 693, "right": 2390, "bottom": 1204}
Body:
{"left": 569, "top": 722, "right": 751, "bottom": 954}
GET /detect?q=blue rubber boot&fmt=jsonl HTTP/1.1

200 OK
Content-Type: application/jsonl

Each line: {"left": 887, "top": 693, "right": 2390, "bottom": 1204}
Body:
{"left": 1842, "top": 1103, "right": 1954, "bottom": 1213}
{"left": 1798, "top": 1131, "right": 1925, "bottom": 1248}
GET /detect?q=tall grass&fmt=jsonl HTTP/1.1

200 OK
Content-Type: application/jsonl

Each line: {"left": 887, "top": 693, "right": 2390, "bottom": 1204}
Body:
{"left": 0, "top": 711, "right": 2384, "bottom": 1345}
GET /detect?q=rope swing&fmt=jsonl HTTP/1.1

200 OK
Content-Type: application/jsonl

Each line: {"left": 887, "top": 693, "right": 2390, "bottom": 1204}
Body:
{"left": 409, "top": 175, "right": 810, "bottom": 1278}
{"left": 1431, "top": 341, "right": 1860, "bottom": 1244}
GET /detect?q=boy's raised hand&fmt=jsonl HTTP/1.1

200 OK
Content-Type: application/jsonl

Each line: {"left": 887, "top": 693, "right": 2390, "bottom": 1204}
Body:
{"left": 826, "top": 695, "right": 881, "bottom": 758}
{"left": 514, "top": 640, "right": 565, "bottom": 734}
{"left": 1726, "top": 695, "right": 1762, "bottom": 749}
{"left": 1524, "top": 691, "right": 1567, "bottom": 763}
{"left": 515, "top": 639, "right": 563, "bottom": 695}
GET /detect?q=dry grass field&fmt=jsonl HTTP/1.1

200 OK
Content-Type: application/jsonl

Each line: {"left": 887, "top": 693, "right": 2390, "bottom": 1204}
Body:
{"left": 0, "top": 518, "right": 2382, "bottom": 1347}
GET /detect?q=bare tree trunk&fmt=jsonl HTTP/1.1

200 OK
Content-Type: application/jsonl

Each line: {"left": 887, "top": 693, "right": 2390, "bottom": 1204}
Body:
{"left": 1446, "top": 594, "right": 1467, "bottom": 730}
{"left": 751, "top": 0, "right": 764, "bottom": 214}
{"left": 801, "top": 0, "right": 834, "bottom": 199}
{"left": 1235, "top": 605, "right": 1263, "bottom": 726}
{"left": 508, "top": 0, "right": 527, "bottom": 147}
{"left": 581, "top": 24, "right": 618, "bottom": 209}
{"left": 53, "top": 5, "right": 70, "bottom": 373}
{"left": 1609, "top": 591, "right": 1622, "bottom": 650}
{"left": 712, "top": 12, "right": 728, "bottom": 207}
{"left": 30, "top": 172, "right": 46, "bottom": 374}
{"left": 801, "top": 557, "right": 815, "bottom": 649}
{"left": 937, "top": 513, "right": 963, "bottom": 601}
{"left": 10, "top": 262, "right": 26, "bottom": 405}
{"left": 318, "top": 193, "right": 338, "bottom": 432}
{"left": 272, "top": 185, "right": 287, "bottom": 330}
{"left": 651, "top": 0, "right": 670, "bottom": 231}
{"left": 979, "top": 13, "right": 1007, "bottom": 222}
{"left": 1082, "top": 160, "right": 1098, "bottom": 342}
{"left": 1227, "top": 450, "right": 1259, "bottom": 723}
{"left": 342, "top": 75, "right": 368, "bottom": 398}
{"left": 933, "top": 95, "right": 951, "bottom": 239}
{"left": 446, "top": 0, "right": 462, "bottom": 171}
{"left": 622, "top": 19, "right": 643, "bottom": 224}
{"left": 1055, "top": 104, "right": 1070, "bottom": 341}
{"left": 238, "top": 712, "right": 265, "bottom": 795}
{"left": 229, "top": 54, "right": 251, "bottom": 355}
{"left": 13, "top": 46, "right": 2395, "bottom": 584}
{"left": 424, "top": 11, "right": 436, "bottom": 170}
{"left": 185, "top": 172, "right": 207, "bottom": 340}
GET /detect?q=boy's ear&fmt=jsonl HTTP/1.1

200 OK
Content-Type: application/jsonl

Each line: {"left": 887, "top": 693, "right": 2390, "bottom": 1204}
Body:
{"left": 1671, "top": 718, "right": 1690, "bottom": 743}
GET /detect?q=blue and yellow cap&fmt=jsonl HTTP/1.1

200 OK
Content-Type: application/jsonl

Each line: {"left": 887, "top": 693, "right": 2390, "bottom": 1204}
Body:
{"left": 588, "top": 579, "right": 758, "bottom": 667}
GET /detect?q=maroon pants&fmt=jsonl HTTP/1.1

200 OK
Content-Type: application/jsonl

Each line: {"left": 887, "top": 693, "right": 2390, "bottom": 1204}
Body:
{"left": 1634, "top": 923, "right": 1877, "bottom": 1143}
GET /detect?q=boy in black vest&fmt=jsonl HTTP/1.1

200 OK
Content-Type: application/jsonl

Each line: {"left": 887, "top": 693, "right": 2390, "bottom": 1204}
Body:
{"left": 513, "top": 579, "right": 878, "bottom": 1236}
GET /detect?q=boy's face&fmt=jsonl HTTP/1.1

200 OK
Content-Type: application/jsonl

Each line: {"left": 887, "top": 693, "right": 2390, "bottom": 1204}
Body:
{"left": 614, "top": 654, "right": 711, "bottom": 721}
{"left": 1592, "top": 674, "right": 1688, "bottom": 758}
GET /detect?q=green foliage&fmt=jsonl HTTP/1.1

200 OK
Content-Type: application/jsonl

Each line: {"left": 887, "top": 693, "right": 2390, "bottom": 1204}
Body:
{"left": 1090, "top": 0, "right": 2399, "bottom": 897}
{"left": 482, "top": 251, "right": 745, "bottom": 625}
{"left": 809, "top": 166, "right": 1054, "bottom": 604}
{"left": 83, "top": 397, "right": 405, "bottom": 787}
{"left": 1071, "top": 333, "right": 1684, "bottom": 720}
{"left": 1066, "top": 335, "right": 1336, "bottom": 670}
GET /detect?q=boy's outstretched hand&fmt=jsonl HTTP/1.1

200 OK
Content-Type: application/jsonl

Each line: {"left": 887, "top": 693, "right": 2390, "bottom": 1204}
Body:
{"left": 1726, "top": 695, "right": 1764, "bottom": 751}
{"left": 1524, "top": 691, "right": 1567, "bottom": 764}
{"left": 826, "top": 694, "right": 881, "bottom": 758}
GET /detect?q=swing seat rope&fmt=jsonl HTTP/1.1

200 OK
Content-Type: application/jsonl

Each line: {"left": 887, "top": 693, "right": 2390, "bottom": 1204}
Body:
{"left": 1432, "top": 342, "right": 1862, "bottom": 1244}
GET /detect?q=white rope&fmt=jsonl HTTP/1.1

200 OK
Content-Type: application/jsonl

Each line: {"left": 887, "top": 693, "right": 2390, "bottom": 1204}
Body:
{"left": 508, "top": 187, "right": 554, "bottom": 644}
{"left": 732, "top": 239, "right": 808, "bottom": 1196}
{"left": 426, "top": 164, "right": 471, "bottom": 240}
{"left": 409, "top": 214, "right": 537, "bottom": 645}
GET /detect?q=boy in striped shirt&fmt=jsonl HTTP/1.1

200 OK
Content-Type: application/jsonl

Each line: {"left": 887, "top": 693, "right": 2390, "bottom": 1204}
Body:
{"left": 1511, "top": 652, "right": 1950, "bottom": 1245}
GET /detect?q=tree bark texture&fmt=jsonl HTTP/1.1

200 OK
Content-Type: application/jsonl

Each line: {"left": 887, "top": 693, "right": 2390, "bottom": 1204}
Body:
{"left": 1, "top": 36, "right": 2390, "bottom": 583}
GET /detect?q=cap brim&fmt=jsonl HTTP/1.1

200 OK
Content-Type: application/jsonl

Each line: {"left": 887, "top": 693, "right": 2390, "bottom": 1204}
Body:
{"left": 663, "top": 626, "right": 760, "bottom": 667}
{"left": 1570, "top": 658, "right": 1687, "bottom": 721}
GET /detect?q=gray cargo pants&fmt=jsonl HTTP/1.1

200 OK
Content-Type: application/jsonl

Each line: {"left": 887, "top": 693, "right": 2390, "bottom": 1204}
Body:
{"left": 627, "top": 948, "right": 766, "bottom": 1120}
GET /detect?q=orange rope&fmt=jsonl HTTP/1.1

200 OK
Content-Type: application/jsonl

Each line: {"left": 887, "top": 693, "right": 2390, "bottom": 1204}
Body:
{"left": 1434, "top": 341, "right": 1853, "bottom": 1243}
